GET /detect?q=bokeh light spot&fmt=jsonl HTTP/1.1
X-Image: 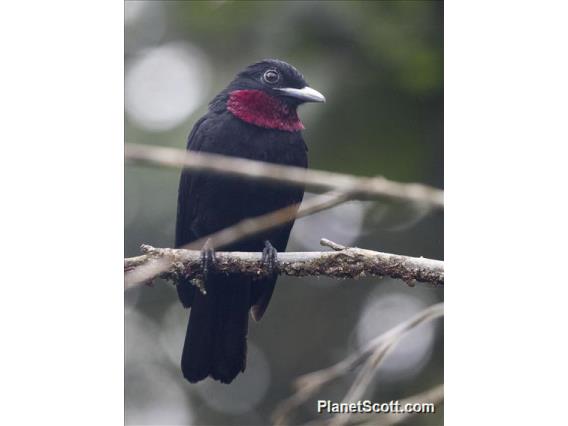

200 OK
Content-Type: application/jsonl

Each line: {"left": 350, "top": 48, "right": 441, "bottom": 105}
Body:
{"left": 356, "top": 287, "right": 439, "bottom": 382}
{"left": 125, "top": 363, "right": 194, "bottom": 425}
{"left": 194, "top": 343, "right": 271, "bottom": 414}
{"left": 291, "top": 197, "right": 370, "bottom": 249}
{"left": 125, "top": 42, "right": 211, "bottom": 131}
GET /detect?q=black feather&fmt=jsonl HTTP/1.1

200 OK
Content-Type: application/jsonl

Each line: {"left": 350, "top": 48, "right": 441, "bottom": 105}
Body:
{"left": 176, "top": 59, "right": 314, "bottom": 384}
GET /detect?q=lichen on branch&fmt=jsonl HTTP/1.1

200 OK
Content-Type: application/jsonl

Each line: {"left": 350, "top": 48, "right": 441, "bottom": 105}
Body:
{"left": 124, "top": 239, "right": 443, "bottom": 289}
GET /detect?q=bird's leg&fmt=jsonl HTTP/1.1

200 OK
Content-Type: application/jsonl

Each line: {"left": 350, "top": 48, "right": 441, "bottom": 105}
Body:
{"left": 201, "top": 238, "right": 216, "bottom": 280}
{"left": 261, "top": 240, "right": 279, "bottom": 277}
{"left": 189, "top": 240, "right": 216, "bottom": 295}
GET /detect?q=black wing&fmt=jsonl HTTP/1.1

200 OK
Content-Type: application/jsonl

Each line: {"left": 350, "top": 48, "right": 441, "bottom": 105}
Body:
{"left": 175, "top": 116, "right": 209, "bottom": 248}
{"left": 174, "top": 116, "right": 208, "bottom": 307}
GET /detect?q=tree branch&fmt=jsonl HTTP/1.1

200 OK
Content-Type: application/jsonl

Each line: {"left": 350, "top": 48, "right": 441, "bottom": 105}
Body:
{"left": 124, "top": 191, "right": 351, "bottom": 287}
{"left": 125, "top": 143, "right": 444, "bottom": 208}
{"left": 124, "top": 144, "right": 443, "bottom": 287}
{"left": 272, "top": 303, "right": 444, "bottom": 426}
{"left": 183, "top": 191, "right": 350, "bottom": 252}
{"left": 124, "top": 239, "right": 443, "bottom": 289}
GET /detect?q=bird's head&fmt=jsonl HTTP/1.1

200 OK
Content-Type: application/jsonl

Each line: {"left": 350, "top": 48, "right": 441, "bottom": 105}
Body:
{"left": 212, "top": 59, "right": 325, "bottom": 132}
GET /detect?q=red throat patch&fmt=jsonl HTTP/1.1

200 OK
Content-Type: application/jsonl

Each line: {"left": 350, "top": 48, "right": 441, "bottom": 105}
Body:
{"left": 226, "top": 89, "right": 304, "bottom": 132}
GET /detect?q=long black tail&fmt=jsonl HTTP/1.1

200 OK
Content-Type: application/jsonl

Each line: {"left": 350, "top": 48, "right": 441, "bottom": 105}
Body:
{"left": 181, "top": 275, "right": 251, "bottom": 384}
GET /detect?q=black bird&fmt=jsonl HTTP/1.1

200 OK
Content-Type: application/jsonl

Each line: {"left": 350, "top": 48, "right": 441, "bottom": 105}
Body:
{"left": 175, "top": 59, "right": 325, "bottom": 384}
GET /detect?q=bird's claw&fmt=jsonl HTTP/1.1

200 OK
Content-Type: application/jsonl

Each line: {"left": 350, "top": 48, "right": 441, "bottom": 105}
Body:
{"left": 261, "top": 240, "right": 279, "bottom": 277}
{"left": 201, "top": 239, "right": 216, "bottom": 281}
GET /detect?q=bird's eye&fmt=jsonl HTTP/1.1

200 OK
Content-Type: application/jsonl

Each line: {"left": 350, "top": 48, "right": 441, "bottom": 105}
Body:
{"left": 262, "top": 69, "right": 279, "bottom": 84}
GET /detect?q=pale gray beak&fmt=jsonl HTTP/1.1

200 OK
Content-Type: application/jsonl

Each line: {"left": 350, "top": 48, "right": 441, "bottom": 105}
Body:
{"left": 276, "top": 86, "right": 326, "bottom": 103}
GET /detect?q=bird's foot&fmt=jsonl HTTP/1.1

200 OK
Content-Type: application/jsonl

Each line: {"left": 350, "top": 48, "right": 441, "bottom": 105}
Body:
{"left": 261, "top": 240, "right": 279, "bottom": 277}
{"left": 198, "top": 239, "right": 216, "bottom": 292}
{"left": 189, "top": 240, "right": 216, "bottom": 296}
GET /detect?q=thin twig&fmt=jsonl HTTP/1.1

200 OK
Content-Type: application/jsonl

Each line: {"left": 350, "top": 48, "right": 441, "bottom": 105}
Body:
{"left": 125, "top": 143, "right": 444, "bottom": 208}
{"left": 320, "top": 238, "right": 347, "bottom": 251}
{"left": 329, "top": 304, "right": 443, "bottom": 426}
{"left": 124, "top": 191, "right": 350, "bottom": 287}
{"left": 272, "top": 303, "right": 444, "bottom": 426}
{"left": 186, "top": 191, "right": 351, "bottom": 251}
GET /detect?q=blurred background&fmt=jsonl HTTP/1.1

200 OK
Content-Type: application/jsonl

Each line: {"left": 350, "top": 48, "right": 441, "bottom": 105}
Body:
{"left": 125, "top": 1, "right": 443, "bottom": 425}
